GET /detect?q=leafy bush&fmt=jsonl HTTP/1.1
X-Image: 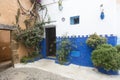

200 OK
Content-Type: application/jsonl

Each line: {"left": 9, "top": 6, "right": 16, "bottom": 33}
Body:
{"left": 115, "top": 45, "right": 120, "bottom": 53}
{"left": 92, "top": 44, "right": 120, "bottom": 71}
{"left": 14, "top": 22, "right": 44, "bottom": 55}
{"left": 20, "top": 56, "right": 34, "bottom": 63}
{"left": 15, "top": 23, "right": 44, "bottom": 48}
{"left": 57, "top": 36, "right": 72, "bottom": 64}
{"left": 86, "top": 33, "right": 107, "bottom": 49}
{"left": 20, "top": 52, "right": 42, "bottom": 63}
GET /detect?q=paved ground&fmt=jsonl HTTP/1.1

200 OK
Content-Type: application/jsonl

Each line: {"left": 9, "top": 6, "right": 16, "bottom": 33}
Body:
{"left": 14, "top": 59, "right": 120, "bottom": 80}
{"left": 0, "top": 67, "right": 73, "bottom": 80}
{"left": 0, "top": 61, "right": 12, "bottom": 72}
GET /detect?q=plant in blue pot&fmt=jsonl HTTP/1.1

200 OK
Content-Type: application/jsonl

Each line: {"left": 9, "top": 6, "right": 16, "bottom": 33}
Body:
{"left": 56, "top": 34, "right": 78, "bottom": 65}
{"left": 92, "top": 44, "right": 120, "bottom": 75}
{"left": 56, "top": 36, "right": 72, "bottom": 65}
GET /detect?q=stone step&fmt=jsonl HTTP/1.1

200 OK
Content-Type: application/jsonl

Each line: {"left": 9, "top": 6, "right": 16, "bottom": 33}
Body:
{"left": 0, "top": 60, "right": 13, "bottom": 72}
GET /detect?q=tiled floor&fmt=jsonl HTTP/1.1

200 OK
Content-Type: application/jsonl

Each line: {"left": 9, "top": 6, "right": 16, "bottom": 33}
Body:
{"left": 15, "top": 59, "right": 120, "bottom": 80}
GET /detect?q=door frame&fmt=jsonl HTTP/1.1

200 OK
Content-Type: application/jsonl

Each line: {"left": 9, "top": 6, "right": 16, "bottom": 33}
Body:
{"left": 0, "top": 24, "right": 15, "bottom": 67}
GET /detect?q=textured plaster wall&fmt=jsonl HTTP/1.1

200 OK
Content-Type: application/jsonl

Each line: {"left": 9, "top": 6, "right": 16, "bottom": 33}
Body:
{"left": 116, "top": 0, "right": 120, "bottom": 44}
{"left": 117, "top": 1, "right": 120, "bottom": 33}
{"left": 0, "top": 0, "right": 32, "bottom": 28}
{"left": 117, "top": 0, "right": 120, "bottom": 4}
{"left": 0, "top": 0, "right": 32, "bottom": 61}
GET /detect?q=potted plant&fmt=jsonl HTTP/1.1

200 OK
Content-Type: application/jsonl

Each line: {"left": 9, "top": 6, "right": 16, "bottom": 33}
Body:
{"left": 56, "top": 36, "right": 72, "bottom": 65}
{"left": 92, "top": 44, "right": 120, "bottom": 75}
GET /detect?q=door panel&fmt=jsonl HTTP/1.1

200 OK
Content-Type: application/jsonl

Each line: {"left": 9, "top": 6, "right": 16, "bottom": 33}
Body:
{"left": 46, "top": 27, "right": 56, "bottom": 56}
{"left": 0, "top": 30, "right": 11, "bottom": 62}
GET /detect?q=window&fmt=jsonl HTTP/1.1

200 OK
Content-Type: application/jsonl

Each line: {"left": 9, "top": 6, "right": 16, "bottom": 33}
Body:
{"left": 70, "top": 16, "right": 79, "bottom": 25}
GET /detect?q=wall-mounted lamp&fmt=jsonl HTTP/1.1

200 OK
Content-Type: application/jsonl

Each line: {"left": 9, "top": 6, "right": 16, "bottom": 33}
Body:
{"left": 100, "top": 4, "right": 105, "bottom": 20}
{"left": 58, "top": 0, "right": 63, "bottom": 11}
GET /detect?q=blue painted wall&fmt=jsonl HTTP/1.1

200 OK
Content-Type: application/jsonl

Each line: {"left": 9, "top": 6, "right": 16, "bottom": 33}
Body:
{"left": 117, "top": 37, "right": 120, "bottom": 45}
{"left": 41, "top": 34, "right": 117, "bottom": 67}
{"left": 41, "top": 38, "right": 46, "bottom": 58}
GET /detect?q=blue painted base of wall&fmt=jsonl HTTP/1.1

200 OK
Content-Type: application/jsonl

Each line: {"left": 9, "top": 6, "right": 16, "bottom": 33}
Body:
{"left": 41, "top": 34, "right": 117, "bottom": 67}
{"left": 97, "top": 67, "right": 119, "bottom": 75}
{"left": 117, "top": 37, "right": 120, "bottom": 45}
{"left": 55, "top": 60, "right": 71, "bottom": 66}
{"left": 41, "top": 38, "right": 46, "bottom": 58}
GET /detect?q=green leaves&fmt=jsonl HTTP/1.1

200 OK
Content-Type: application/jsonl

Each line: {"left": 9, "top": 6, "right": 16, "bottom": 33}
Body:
{"left": 115, "top": 45, "right": 120, "bottom": 53}
{"left": 86, "top": 33, "right": 107, "bottom": 49}
{"left": 92, "top": 44, "right": 120, "bottom": 71}
{"left": 88, "top": 35, "right": 120, "bottom": 71}
{"left": 57, "top": 37, "right": 72, "bottom": 64}
{"left": 14, "top": 22, "right": 44, "bottom": 52}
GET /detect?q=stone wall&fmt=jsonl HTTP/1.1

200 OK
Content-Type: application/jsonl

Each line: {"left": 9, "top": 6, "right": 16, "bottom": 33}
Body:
{"left": 0, "top": 0, "right": 32, "bottom": 63}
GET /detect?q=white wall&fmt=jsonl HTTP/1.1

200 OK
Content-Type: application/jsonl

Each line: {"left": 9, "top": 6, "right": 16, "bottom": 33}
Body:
{"left": 40, "top": 0, "right": 117, "bottom": 36}
{"left": 117, "top": 4, "right": 120, "bottom": 36}
{"left": 116, "top": 3, "right": 120, "bottom": 44}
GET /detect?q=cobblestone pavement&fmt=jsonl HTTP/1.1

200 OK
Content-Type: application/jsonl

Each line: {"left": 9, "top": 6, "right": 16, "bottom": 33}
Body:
{"left": 0, "top": 68, "right": 73, "bottom": 80}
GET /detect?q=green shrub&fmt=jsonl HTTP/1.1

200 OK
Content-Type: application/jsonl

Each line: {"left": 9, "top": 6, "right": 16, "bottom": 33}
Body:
{"left": 15, "top": 23, "right": 44, "bottom": 49}
{"left": 20, "top": 56, "right": 34, "bottom": 63}
{"left": 20, "top": 52, "right": 42, "bottom": 63}
{"left": 115, "top": 45, "right": 120, "bottom": 53}
{"left": 92, "top": 44, "right": 120, "bottom": 71}
{"left": 86, "top": 33, "right": 107, "bottom": 49}
{"left": 14, "top": 22, "right": 44, "bottom": 56}
{"left": 57, "top": 36, "right": 72, "bottom": 64}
